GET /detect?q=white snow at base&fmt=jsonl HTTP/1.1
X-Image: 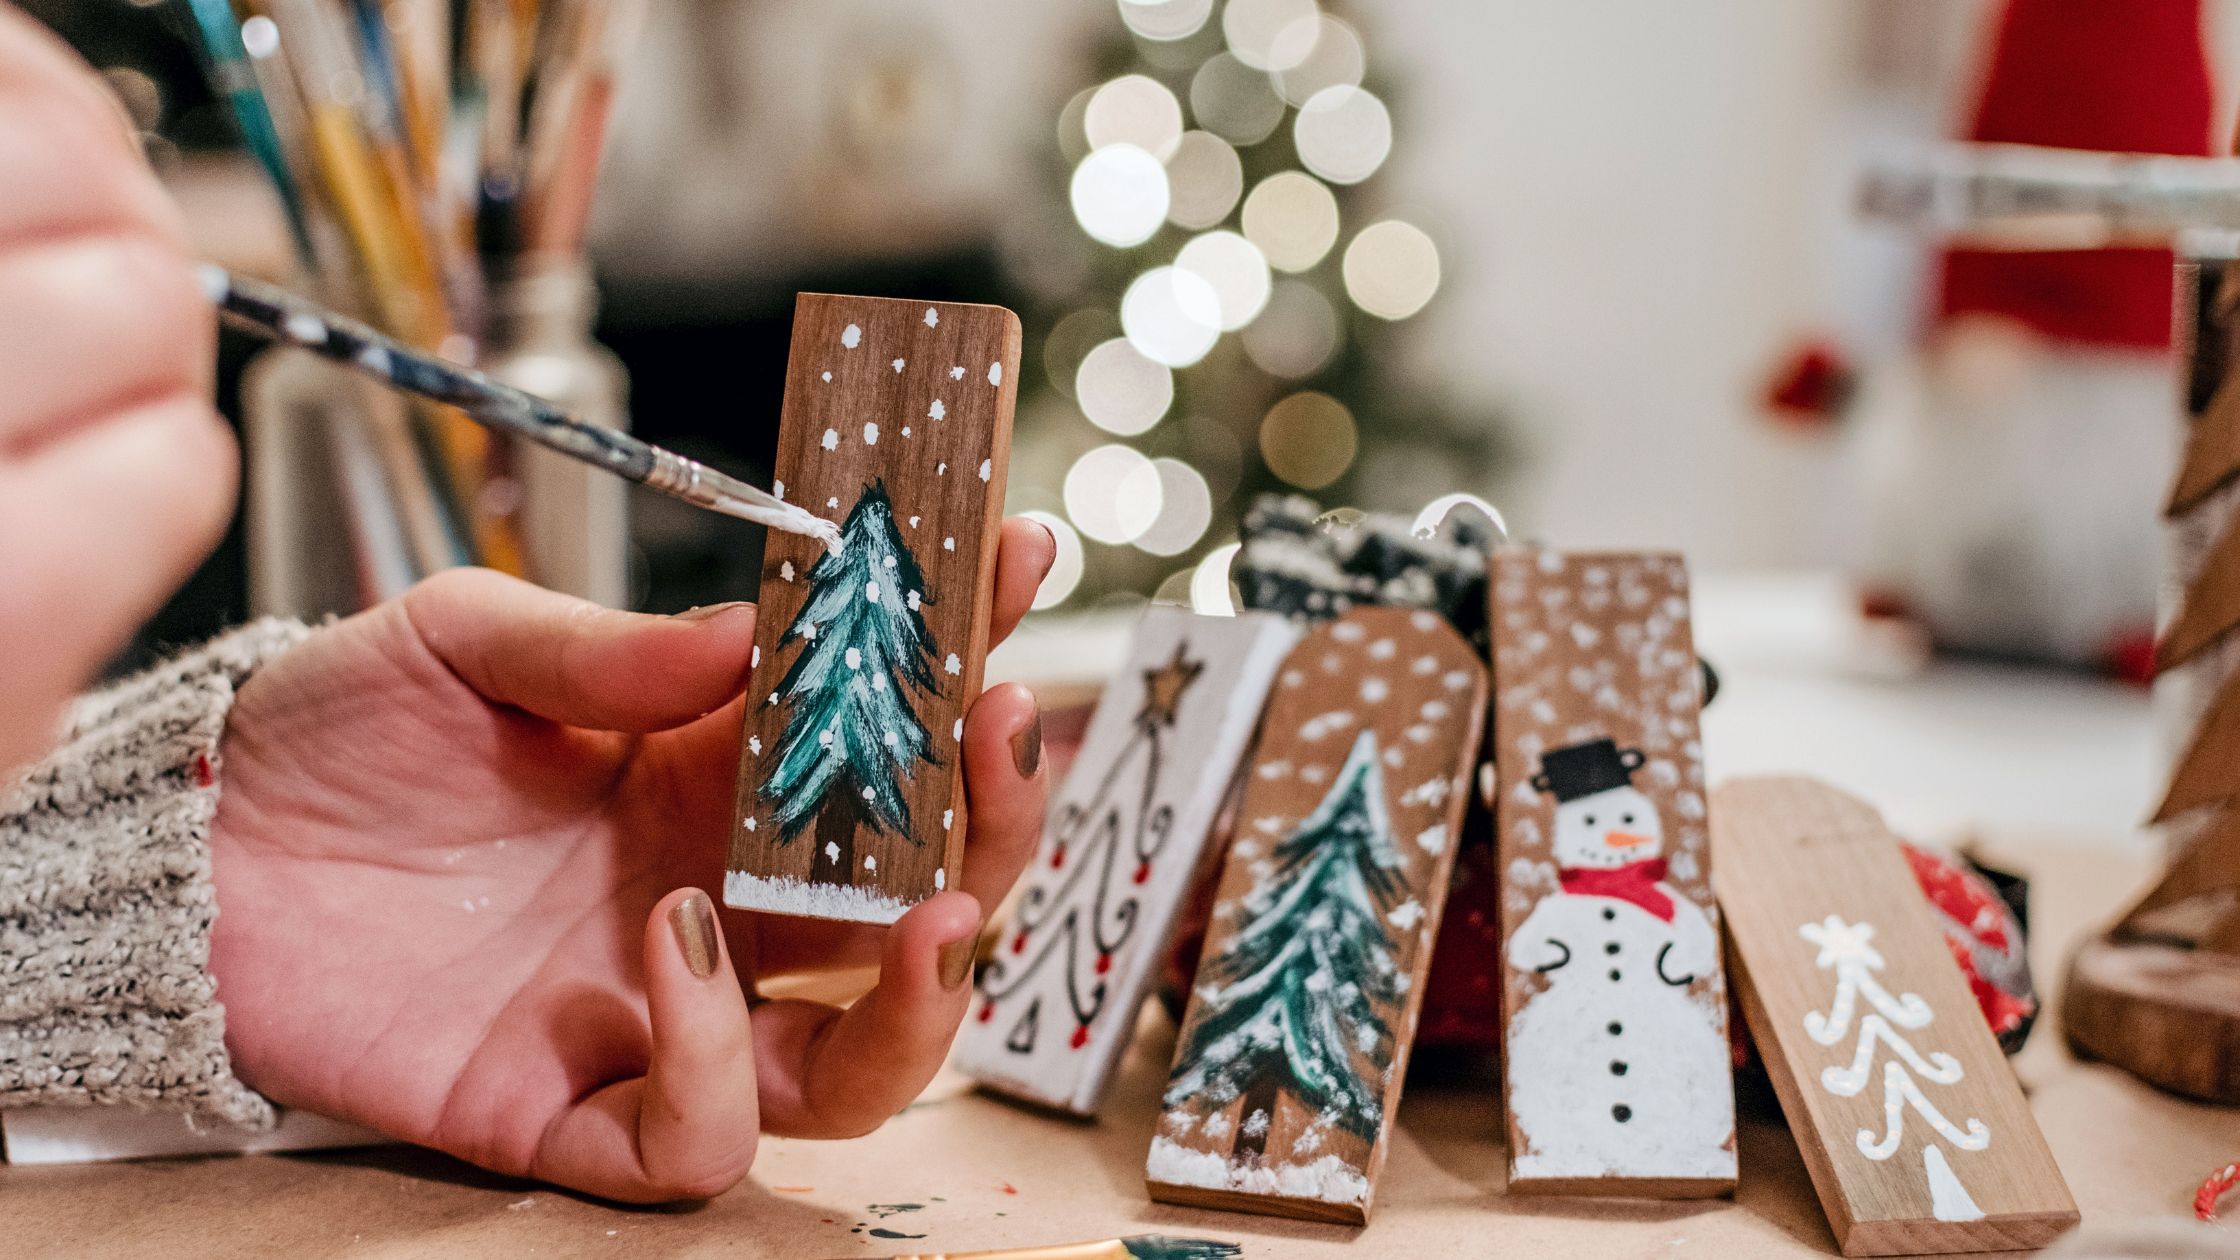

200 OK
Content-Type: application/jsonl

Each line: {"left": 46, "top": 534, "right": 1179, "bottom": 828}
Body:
{"left": 841, "top": 324, "right": 861, "bottom": 348}
{"left": 1923, "top": 1145, "right": 1984, "bottom": 1222}
{"left": 1146, "top": 1137, "right": 1369, "bottom": 1207}
{"left": 723, "top": 871, "right": 910, "bottom": 924}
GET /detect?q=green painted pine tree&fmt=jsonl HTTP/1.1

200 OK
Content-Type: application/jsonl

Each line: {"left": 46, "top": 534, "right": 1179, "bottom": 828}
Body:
{"left": 760, "top": 480, "right": 939, "bottom": 881}
{"left": 1163, "top": 729, "right": 1407, "bottom": 1156}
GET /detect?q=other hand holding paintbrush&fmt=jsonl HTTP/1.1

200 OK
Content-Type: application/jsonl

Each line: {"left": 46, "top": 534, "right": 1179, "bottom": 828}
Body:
{"left": 202, "top": 264, "right": 842, "bottom": 551}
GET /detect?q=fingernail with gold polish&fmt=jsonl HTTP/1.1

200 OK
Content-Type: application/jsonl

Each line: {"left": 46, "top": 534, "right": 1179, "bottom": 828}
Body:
{"left": 675, "top": 600, "right": 751, "bottom": 624}
{"left": 937, "top": 932, "right": 978, "bottom": 991}
{"left": 670, "top": 891, "right": 720, "bottom": 979}
{"left": 1011, "top": 709, "right": 1044, "bottom": 779}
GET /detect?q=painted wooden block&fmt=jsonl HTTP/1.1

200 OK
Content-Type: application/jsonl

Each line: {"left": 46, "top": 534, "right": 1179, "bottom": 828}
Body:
{"left": 1147, "top": 607, "right": 1486, "bottom": 1225}
{"left": 1487, "top": 547, "right": 1735, "bottom": 1196}
{"left": 957, "top": 607, "right": 1300, "bottom": 1114}
{"left": 726, "top": 293, "right": 1021, "bottom": 924}
{"left": 1713, "top": 776, "right": 2080, "bottom": 1256}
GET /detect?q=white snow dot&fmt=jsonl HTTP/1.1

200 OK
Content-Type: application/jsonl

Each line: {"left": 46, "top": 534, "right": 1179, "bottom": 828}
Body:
{"left": 1332, "top": 621, "right": 1367, "bottom": 642}
{"left": 744, "top": 816, "right": 756, "bottom": 831}
{"left": 819, "top": 729, "right": 834, "bottom": 746}
{"left": 935, "top": 868, "right": 946, "bottom": 889}
{"left": 944, "top": 808, "right": 955, "bottom": 829}
{"left": 780, "top": 561, "right": 795, "bottom": 582}
{"left": 1368, "top": 639, "right": 1396, "bottom": 660}
{"left": 866, "top": 581, "right": 882, "bottom": 603}
{"left": 945, "top": 652, "right": 962, "bottom": 675}
{"left": 846, "top": 647, "right": 863, "bottom": 670}
{"left": 802, "top": 622, "right": 818, "bottom": 640}
{"left": 950, "top": 365, "right": 966, "bottom": 380}
{"left": 938, "top": 462, "right": 947, "bottom": 476}
{"left": 1360, "top": 678, "right": 1389, "bottom": 703}
{"left": 768, "top": 691, "right": 779, "bottom": 706}
{"left": 773, "top": 479, "right": 785, "bottom": 500}
{"left": 929, "top": 399, "right": 946, "bottom": 420}
{"left": 1412, "top": 655, "right": 1438, "bottom": 675}
{"left": 841, "top": 324, "right": 862, "bottom": 348}
{"left": 864, "top": 422, "right": 880, "bottom": 445}
{"left": 924, "top": 307, "right": 940, "bottom": 327}
{"left": 751, "top": 645, "right": 761, "bottom": 668}
{"left": 902, "top": 426, "right": 911, "bottom": 437}
{"left": 1442, "top": 669, "right": 1470, "bottom": 691}
{"left": 821, "top": 428, "right": 838, "bottom": 450}
{"left": 907, "top": 590, "right": 922, "bottom": 610}
{"left": 820, "top": 371, "right": 831, "bottom": 382}
{"left": 883, "top": 554, "right": 898, "bottom": 569}
{"left": 825, "top": 841, "right": 841, "bottom": 863}
{"left": 978, "top": 458, "right": 992, "bottom": 482}
{"left": 748, "top": 735, "right": 762, "bottom": 755}
{"left": 953, "top": 718, "right": 964, "bottom": 740}
{"left": 988, "top": 361, "right": 1003, "bottom": 386}
{"left": 873, "top": 675, "right": 887, "bottom": 692}
{"left": 884, "top": 731, "right": 898, "bottom": 747}
{"left": 943, "top": 536, "right": 956, "bottom": 551}
{"left": 826, "top": 496, "right": 839, "bottom": 509}
{"left": 863, "top": 786, "right": 875, "bottom": 801}
{"left": 909, "top": 515, "right": 922, "bottom": 528}
{"left": 892, "top": 357, "right": 906, "bottom": 373}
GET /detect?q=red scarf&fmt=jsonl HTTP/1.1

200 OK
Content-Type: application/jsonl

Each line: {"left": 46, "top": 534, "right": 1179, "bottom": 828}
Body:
{"left": 1559, "top": 858, "right": 1674, "bottom": 923}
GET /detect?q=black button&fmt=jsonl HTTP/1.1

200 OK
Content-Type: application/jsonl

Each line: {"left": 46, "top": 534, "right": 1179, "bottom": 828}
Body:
{"left": 1611, "top": 1061, "right": 1628, "bottom": 1076}
{"left": 1604, "top": 942, "right": 1621, "bottom": 955}
{"left": 1608, "top": 969, "right": 1622, "bottom": 982}
{"left": 1613, "top": 1105, "right": 1632, "bottom": 1122}
{"left": 1602, "top": 908, "right": 1616, "bottom": 921}
{"left": 1607, "top": 1021, "right": 1623, "bottom": 1035}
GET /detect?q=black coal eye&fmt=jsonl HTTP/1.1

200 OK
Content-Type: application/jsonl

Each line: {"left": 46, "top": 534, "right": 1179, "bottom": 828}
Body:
{"left": 1622, "top": 813, "right": 1634, "bottom": 825}
{"left": 1583, "top": 815, "right": 1596, "bottom": 827}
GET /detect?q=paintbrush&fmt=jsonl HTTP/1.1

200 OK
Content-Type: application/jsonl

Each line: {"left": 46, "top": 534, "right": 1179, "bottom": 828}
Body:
{"left": 859, "top": 1237, "right": 1243, "bottom": 1260}
{"left": 202, "top": 265, "right": 844, "bottom": 551}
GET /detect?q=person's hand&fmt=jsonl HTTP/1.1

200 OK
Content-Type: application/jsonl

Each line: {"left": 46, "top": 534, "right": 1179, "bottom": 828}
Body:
{"left": 0, "top": 8, "right": 235, "bottom": 773}
{"left": 208, "top": 521, "right": 1056, "bottom": 1202}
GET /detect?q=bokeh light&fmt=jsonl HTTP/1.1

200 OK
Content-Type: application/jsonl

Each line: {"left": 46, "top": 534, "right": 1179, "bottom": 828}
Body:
{"left": 1223, "top": 0, "right": 1317, "bottom": 70}
{"left": 1174, "top": 230, "right": 1271, "bottom": 331}
{"left": 1241, "top": 171, "right": 1340, "bottom": 272}
{"left": 1293, "top": 85, "right": 1391, "bottom": 185}
{"left": 1085, "top": 74, "right": 1184, "bottom": 161}
{"left": 1241, "top": 278, "right": 1341, "bottom": 378}
{"left": 1055, "top": 86, "right": 1097, "bottom": 166}
{"left": 1020, "top": 511, "right": 1085, "bottom": 609}
{"left": 1164, "top": 131, "right": 1244, "bottom": 230}
{"left": 1190, "top": 543, "right": 1243, "bottom": 615}
{"left": 1118, "top": 0, "right": 1215, "bottom": 42}
{"left": 1189, "top": 52, "right": 1286, "bottom": 146}
{"left": 1342, "top": 220, "right": 1441, "bottom": 319}
{"left": 1271, "top": 15, "right": 1364, "bottom": 106}
{"left": 1121, "top": 265, "right": 1223, "bottom": 367}
{"left": 1043, "top": 308, "right": 1120, "bottom": 399}
{"left": 1136, "top": 458, "right": 1215, "bottom": 556}
{"left": 1075, "top": 338, "right": 1174, "bottom": 436}
{"left": 1259, "top": 390, "right": 1358, "bottom": 489}
{"left": 1064, "top": 444, "right": 1165, "bottom": 544}
{"left": 1071, "top": 144, "right": 1170, "bottom": 247}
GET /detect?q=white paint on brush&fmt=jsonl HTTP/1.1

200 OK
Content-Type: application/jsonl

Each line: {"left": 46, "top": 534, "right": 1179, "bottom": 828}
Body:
{"left": 283, "top": 313, "right": 328, "bottom": 344}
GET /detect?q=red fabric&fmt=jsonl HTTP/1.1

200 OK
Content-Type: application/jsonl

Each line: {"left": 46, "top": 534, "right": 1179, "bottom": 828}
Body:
{"left": 1936, "top": 0, "right": 2214, "bottom": 349}
{"left": 1558, "top": 858, "right": 1675, "bottom": 923}
{"left": 1763, "top": 340, "right": 1856, "bottom": 427}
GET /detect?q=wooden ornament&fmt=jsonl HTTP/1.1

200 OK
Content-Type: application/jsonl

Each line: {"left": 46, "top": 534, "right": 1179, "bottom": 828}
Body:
{"left": 1713, "top": 776, "right": 2079, "bottom": 1257}
{"left": 726, "top": 293, "right": 1021, "bottom": 924}
{"left": 1147, "top": 607, "right": 1486, "bottom": 1225}
{"left": 1486, "top": 548, "right": 1735, "bottom": 1197}
{"left": 2155, "top": 516, "right": 2240, "bottom": 671}
{"left": 957, "top": 607, "right": 1301, "bottom": 1115}
{"left": 2167, "top": 262, "right": 2240, "bottom": 516}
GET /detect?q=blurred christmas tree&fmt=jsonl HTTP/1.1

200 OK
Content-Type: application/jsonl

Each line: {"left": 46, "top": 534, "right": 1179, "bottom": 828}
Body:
{"left": 1001, "top": 0, "right": 1517, "bottom": 611}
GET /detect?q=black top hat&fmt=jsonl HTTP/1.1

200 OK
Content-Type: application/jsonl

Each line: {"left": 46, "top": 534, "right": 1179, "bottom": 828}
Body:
{"left": 1530, "top": 738, "right": 1646, "bottom": 804}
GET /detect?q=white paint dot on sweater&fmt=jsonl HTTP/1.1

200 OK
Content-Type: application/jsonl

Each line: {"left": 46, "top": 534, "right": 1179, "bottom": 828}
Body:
{"left": 924, "top": 307, "right": 940, "bottom": 327}
{"left": 929, "top": 399, "right": 946, "bottom": 420}
{"left": 945, "top": 653, "right": 962, "bottom": 675}
{"left": 821, "top": 428, "right": 839, "bottom": 450}
{"left": 841, "top": 324, "right": 861, "bottom": 348}
{"left": 864, "top": 422, "right": 880, "bottom": 445}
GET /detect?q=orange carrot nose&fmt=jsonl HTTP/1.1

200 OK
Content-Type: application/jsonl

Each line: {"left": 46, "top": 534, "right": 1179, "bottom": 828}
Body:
{"left": 1605, "top": 831, "right": 1654, "bottom": 849}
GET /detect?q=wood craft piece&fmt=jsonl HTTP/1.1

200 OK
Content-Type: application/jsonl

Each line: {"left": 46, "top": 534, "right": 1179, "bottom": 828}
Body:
{"left": 1713, "top": 776, "right": 2079, "bottom": 1257}
{"left": 1146, "top": 607, "right": 1485, "bottom": 1224}
{"left": 726, "top": 293, "right": 1020, "bottom": 924}
{"left": 957, "top": 607, "right": 1300, "bottom": 1115}
{"left": 1486, "top": 548, "right": 1735, "bottom": 1197}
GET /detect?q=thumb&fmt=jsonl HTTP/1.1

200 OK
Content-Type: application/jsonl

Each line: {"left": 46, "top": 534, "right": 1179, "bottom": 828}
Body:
{"left": 401, "top": 567, "right": 757, "bottom": 731}
{"left": 531, "top": 889, "right": 761, "bottom": 1202}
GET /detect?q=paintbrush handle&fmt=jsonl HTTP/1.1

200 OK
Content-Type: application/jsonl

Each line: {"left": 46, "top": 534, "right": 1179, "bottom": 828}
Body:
{"left": 201, "top": 265, "right": 839, "bottom": 550}
{"left": 872, "top": 1244, "right": 1131, "bottom": 1260}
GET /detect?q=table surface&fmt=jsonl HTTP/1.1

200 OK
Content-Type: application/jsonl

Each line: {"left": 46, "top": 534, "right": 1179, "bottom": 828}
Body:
{"left": 0, "top": 842, "right": 2229, "bottom": 1260}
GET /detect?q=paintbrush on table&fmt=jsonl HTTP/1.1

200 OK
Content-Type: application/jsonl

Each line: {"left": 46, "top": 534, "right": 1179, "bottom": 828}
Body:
{"left": 857, "top": 1237, "right": 1242, "bottom": 1260}
{"left": 201, "top": 265, "right": 843, "bottom": 551}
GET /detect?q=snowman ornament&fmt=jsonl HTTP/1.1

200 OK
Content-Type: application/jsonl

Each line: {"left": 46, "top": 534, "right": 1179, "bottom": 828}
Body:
{"left": 1505, "top": 738, "right": 1731, "bottom": 1179}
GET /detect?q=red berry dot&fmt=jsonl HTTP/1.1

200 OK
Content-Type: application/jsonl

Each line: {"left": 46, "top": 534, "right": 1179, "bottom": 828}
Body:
{"left": 1095, "top": 953, "right": 1112, "bottom": 975}
{"left": 977, "top": 1002, "right": 995, "bottom": 1023}
{"left": 1069, "top": 1025, "right": 1089, "bottom": 1049}
{"left": 1133, "top": 863, "right": 1151, "bottom": 884}
{"left": 1051, "top": 846, "right": 1066, "bottom": 870}
{"left": 1011, "top": 931, "right": 1029, "bottom": 954}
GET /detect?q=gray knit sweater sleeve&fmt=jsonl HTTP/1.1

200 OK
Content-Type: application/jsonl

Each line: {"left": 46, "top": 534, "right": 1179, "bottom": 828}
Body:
{"left": 0, "top": 619, "right": 310, "bottom": 1131}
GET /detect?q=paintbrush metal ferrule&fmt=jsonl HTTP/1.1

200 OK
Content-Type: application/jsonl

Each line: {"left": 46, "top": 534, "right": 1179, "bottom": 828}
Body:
{"left": 200, "top": 264, "right": 841, "bottom": 551}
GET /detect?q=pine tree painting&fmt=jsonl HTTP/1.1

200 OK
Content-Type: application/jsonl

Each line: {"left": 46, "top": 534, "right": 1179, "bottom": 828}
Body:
{"left": 1163, "top": 729, "right": 1407, "bottom": 1155}
{"left": 759, "top": 479, "right": 940, "bottom": 883}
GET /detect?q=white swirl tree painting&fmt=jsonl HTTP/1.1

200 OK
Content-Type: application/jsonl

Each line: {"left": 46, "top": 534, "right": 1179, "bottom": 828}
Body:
{"left": 1800, "top": 914, "right": 1991, "bottom": 1224}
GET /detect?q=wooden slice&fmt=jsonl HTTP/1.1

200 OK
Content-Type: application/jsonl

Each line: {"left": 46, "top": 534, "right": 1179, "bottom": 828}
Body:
{"left": 1487, "top": 548, "right": 1736, "bottom": 1197}
{"left": 956, "top": 607, "right": 1301, "bottom": 1115}
{"left": 2065, "top": 935, "right": 2240, "bottom": 1104}
{"left": 1147, "top": 607, "right": 1486, "bottom": 1225}
{"left": 1713, "top": 776, "right": 2078, "bottom": 1256}
{"left": 726, "top": 293, "right": 1020, "bottom": 924}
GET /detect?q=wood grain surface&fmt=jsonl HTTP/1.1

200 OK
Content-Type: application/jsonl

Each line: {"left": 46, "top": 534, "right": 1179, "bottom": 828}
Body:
{"left": 726, "top": 293, "right": 1020, "bottom": 924}
{"left": 1487, "top": 548, "right": 1735, "bottom": 1196}
{"left": 1147, "top": 607, "right": 1486, "bottom": 1225}
{"left": 957, "top": 607, "right": 1300, "bottom": 1115}
{"left": 1713, "top": 777, "right": 2078, "bottom": 1256}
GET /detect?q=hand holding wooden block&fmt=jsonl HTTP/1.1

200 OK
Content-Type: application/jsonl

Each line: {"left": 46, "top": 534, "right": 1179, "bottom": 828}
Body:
{"left": 1714, "top": 776, "right": 2079, "bottom": 1256}
{"left": 1147, "top": 607, "right": 1486, "bottom": 1225}
{"left": 957, "top": 607, "right": 1300, "bottom": 1115}
{"left": 727, "top": 293, "right": 1020, "bottom": 924}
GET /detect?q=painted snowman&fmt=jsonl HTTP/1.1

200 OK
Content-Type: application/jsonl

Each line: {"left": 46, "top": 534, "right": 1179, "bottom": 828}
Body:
{"left": 1505, "top": 738, "right": 1731, "bottom": 1179}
